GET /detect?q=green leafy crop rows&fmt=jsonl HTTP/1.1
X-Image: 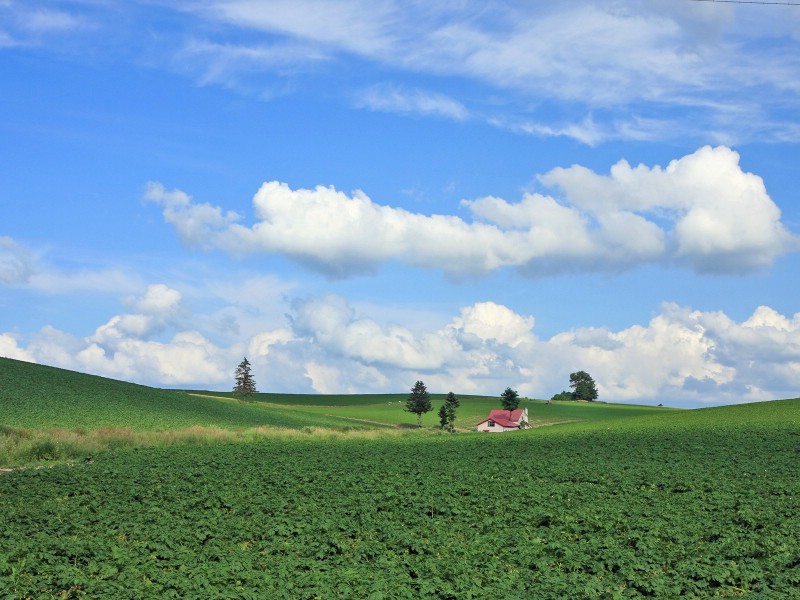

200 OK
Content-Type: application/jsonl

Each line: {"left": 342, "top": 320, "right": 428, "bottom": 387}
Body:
{"left": 2, "top": 402, "right": 799, "bottom": 598}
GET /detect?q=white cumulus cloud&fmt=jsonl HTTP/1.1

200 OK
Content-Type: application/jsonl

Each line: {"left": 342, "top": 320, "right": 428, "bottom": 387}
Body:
{"left": 282, "top": 295, "right": 800, "bottom": 404}
{"left": 147, "top": 146, "right": 797, "bottom": 278}
{"left": 76, "top": 332, "right": 228, "bottom": 386}
{"left": 290, "top": 293, "right": 461, "bottom": 370}
{"left": 452, "top": 301, "right": 535, "bottom": 348}
{"left": 91, "top": 284, "right": 185, "bottom": 346}
{"left": 540, "top": 146, "right": 796, "bottom": 272}
{"left": 0, "top": 333, "right": 35, "bottom": 362}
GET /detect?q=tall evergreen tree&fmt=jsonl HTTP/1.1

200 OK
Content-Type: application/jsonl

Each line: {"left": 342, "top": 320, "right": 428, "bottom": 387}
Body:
{"left": 438, "top": 403, "right": 449, "bottom": 430}
{"left": 500, "top": 387, "right": 520, "bottom": 411}
{"left": 443, "top": 391, "right": 460, "bottom": 432}
{"left": 405, "top": 380, "right": 432, "bottom": 427}
{"left": 233, "top": 357, "right": 257, "bottom": 398}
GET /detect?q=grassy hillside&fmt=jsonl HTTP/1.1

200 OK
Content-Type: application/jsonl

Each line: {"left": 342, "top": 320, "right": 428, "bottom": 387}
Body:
{"left": 2, "top": 357, "right": 672, "bottom": 433}
{"left": 2, "top": 397, "right": 799, "bottom": 597}
{"left": 198, "top": 391, "right": 675, "bottom": 429}
{"left": 1, "top": 356, "right": 779, "bottom": 472}
{"left": 0, "top": 358, "right": 393, "bottom": 466}
{"left": 0, "top": 357, "right": 380, "bottom": 432}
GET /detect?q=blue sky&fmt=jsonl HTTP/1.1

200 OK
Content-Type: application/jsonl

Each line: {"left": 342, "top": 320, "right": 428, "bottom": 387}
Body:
{"left": 2, "top": 1, "right": 799, "bottom": 407}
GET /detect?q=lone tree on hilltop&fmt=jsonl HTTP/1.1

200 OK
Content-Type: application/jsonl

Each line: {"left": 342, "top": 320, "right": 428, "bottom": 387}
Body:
{"left": 438, "top": 391, "right": 460, "bottom": 432}
{"left": 233, "top": 357, "right": 257, "bottom": 398}
{"left": 569, "top": 370, "right": 598, "bottom": 402}
{"left": 500, "top": 387, "right": 520, "bottom": 411}
{"left": 406, "top": 380, "right": 432, "bottom": 427}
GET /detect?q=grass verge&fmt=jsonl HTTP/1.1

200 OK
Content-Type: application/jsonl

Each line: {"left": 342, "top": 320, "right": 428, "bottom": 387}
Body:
{"left": 0, "top": 423, "right": 442, "bottom": 469}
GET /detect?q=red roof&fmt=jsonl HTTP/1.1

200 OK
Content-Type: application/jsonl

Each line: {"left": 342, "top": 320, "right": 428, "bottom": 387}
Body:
{"left": 489, "top": 409, "right": 525, "bottom": 421}
{"left": 477, "top": 409, "right": 526, "bottom": 428}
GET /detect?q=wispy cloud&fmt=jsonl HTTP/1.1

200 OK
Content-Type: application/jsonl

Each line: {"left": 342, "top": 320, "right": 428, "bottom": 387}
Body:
{"left": 180, "top": 1, "right": 800, "bottom": 143}
{"left": 18, "top": 8, "right": 83, "bottom": 34}
{"left": 195, "top": 0, "right": 407, "bottom": 56}
{"left": 4, "top": 2, "right": 798, "bottom": 143}
{"left": 0, "top": 236, "right": 142, "bottom": 295}
{"left": 356, "top": 84, "right": 469, "bottom": 121}
{"left": 176, "top": 38, "right": 330, "bottom": 91}
{"left": 488, "top": 115, "right": 615, "bottom": 146}
{"left": 0, "top": 2, "right": 91, "bottom": 47}
{"left": 0, "top": 236, "right": 33, "bottom": 285}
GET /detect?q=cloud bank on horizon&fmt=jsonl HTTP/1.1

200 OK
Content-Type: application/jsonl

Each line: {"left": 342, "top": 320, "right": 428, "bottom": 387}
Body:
{"left": 2, "top": 0, "right": 800, "bottom": 406}
{"left": 2, "top": 284, "right": 800, "bottom": 406}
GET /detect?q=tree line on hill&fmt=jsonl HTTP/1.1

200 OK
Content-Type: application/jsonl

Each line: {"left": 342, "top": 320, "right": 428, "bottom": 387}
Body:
{"left": 550, "top": 371, "right": 599, "bottom": 403}
{"left": 231, "top": 357, "right": 599, "bottom": 429}
{"left": 406, "top": 371, "right": 598, "bottom": 431}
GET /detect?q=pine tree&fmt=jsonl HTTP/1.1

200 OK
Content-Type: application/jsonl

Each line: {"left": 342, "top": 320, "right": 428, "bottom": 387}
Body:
{"left": 443, "top": 391, "right": 460, "bottom": 432}
{"left": 500, "top": 387, "right": 519, "bottom": 411}
{"left": 233, "top": 357, "right": 257, "bottom": 398}
{"left": 405, "top": 380, "right": 432, "bottom": 427}
{"left": 438, "top": 403, "right": 449, "bottom": 430}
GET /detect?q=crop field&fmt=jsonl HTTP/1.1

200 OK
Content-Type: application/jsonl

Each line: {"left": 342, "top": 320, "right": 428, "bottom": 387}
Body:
{"left": 2, "top": 398, "right": 800, "bottom": 598}
{"left": 2, "top": 358, "right": 799, "bottom": 597}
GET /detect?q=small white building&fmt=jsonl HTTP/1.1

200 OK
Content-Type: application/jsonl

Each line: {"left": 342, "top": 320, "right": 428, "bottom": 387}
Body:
{"left": 476, "top": 408, "right": 529, "bottom": 432}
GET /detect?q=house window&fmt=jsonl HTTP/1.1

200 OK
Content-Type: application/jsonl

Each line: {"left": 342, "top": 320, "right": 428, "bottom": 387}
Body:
{"left": 488, "top": 420, "right": 495, "bottom": 427}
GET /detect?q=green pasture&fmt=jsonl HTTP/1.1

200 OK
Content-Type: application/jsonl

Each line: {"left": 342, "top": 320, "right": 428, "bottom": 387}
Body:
{"left": 315, "top": 396, "right": 673, "bottom": 429}
{"left": 225, "top": 392, "right": 410, "bottom": 407}
{"left": 196, "top": 390, "right": 675, "bottom": 429}
{"left": 2, "top": 357, "right": 678, "bottom": 467}
{"left": 0, "top": 354, "right": 673, "bottom": 434}
{"left": 192, "top": 392, "right": 498, "bottom": 426}
{"left": 0, "top": 358, "right": 378, "bottom": 433}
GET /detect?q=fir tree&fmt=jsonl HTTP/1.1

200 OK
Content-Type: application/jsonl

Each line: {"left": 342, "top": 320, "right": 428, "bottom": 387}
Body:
{"left": 442, "top": 391, "right": 460, "bottom": 432}
{"left": 500, "top": 387, "right": 520, "bottom": 411}
{"left": 405, "top": 380, "right": 432, "bottom": 427}
{"left": 233, "top": 357, "right": 257, "bottom": 398}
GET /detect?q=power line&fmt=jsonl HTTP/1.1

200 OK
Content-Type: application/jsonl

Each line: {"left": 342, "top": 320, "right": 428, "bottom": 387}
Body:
{"left": 689, "top": 0, "right": 800, "bottom": 5}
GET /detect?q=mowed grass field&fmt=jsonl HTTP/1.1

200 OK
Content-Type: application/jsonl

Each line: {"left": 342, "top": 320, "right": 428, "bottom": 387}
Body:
{"left": 2, "top": 357, "right": 800, "bottom": 597}
{"left": 189, "top": 390, "right": 672, "bottom": 430}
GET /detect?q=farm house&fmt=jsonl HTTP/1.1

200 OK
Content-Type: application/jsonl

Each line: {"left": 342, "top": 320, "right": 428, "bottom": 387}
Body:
{"left": 476, "top": 408, "right": 529, "bottom": 432}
